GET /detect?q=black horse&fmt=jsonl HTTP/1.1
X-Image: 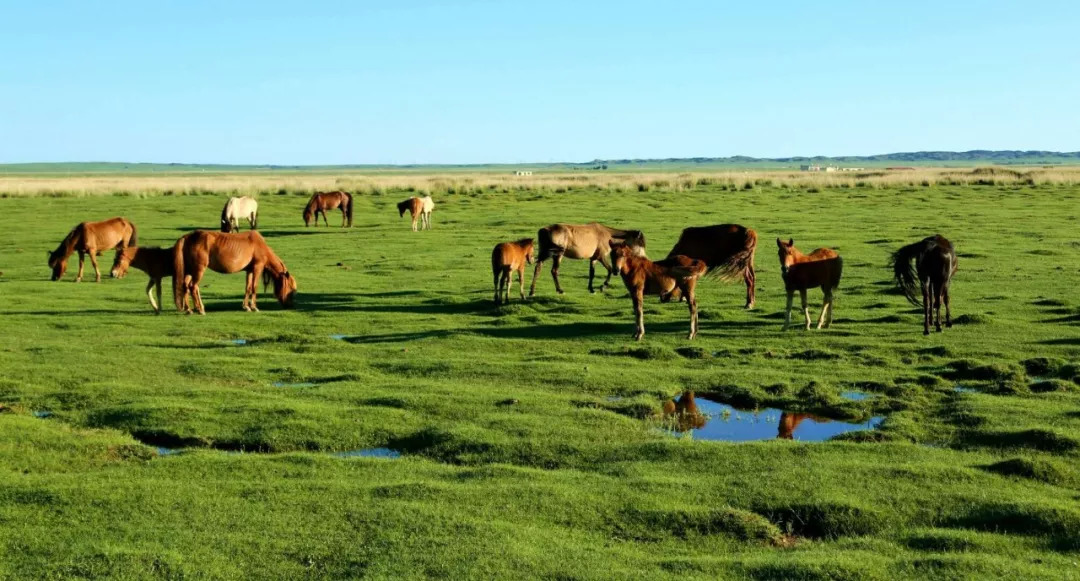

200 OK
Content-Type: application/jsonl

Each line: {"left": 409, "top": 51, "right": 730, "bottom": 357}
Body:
{"left": 890, "top": 235, "right": 958, "bottom": 335}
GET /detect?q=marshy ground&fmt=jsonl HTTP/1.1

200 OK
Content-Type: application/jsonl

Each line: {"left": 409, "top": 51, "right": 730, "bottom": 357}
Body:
{"left": 0, "top": 179, "right": 1078, "bottom": 578}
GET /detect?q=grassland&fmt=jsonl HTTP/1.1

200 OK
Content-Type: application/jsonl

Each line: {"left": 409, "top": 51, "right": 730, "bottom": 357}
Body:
{"left": 0, "top": 175, "right": 1079, "bottom": 579}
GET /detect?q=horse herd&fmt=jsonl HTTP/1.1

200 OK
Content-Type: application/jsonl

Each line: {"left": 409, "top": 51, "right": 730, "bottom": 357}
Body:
{"left": 46, "top": 190, "right": 957, "bottom": 338}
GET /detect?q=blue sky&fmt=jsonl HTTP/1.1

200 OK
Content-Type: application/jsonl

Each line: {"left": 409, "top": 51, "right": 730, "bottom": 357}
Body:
{"left": 1, "top": 1, "right": 1077, "bottom": 164}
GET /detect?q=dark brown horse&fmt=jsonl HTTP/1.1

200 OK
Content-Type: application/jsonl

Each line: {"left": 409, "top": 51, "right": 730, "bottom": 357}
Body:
{"left": 891, "top": 234, "right": 958, "bottom": 335}
{"left": 49, "top": 217, "right": 138, "bottom": 282}
{"left": 529, "top": 223, "right": 645, "bottom": 296}
{"left": 303, "top": 191, "right": 354, "bottom": 227}
{"left": 173, "top": 231, "right": 296, "bottom": 314}
{"left": 611, "top": 243, "right": 707, "bottom": 340}
{"left": 491, "top": 238, "right": 534, "bottom": 305}
{"left": 776, "top": 238, "right": 843, "bottom": 330}
{"left": 111, "top": 247, "right": 173, "bottom": 313}
{"left": 664, "top": 224, "right": 758, "bottom": 308}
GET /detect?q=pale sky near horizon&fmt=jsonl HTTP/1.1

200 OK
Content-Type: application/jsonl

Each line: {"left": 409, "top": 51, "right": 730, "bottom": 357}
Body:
{"left": 1, "top": 1, "right": 1078, "bottom": 165}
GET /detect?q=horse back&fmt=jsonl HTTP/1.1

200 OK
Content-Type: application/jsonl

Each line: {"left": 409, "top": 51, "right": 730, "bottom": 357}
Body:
{"left": 788, "top": 249, "right": 842, "bottom": 289}
{"left": 668, "top": 224, "right": 753, "bottom": 263}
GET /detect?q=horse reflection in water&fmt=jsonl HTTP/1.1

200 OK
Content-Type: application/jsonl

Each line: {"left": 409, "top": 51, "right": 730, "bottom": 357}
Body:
{"left": 662, "top": 392, "right": 831, "bottom": 440}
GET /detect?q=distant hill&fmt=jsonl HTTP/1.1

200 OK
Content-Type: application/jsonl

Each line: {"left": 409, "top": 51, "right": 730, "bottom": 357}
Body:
{"left": 1, "top": 151, "right": 1078, "bottom": 173}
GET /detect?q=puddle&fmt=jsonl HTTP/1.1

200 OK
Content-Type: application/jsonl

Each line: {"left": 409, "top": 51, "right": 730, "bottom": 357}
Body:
{"left": 271, "top": 382, "right": 317, "bottom": 388}
{"left": 840, "top": 391, "right": 875, "bottom": 401}
{"left": 661, "top": 392, "right": 883, "bottom": 442}
{"left": 226, "top": 339, "right": 248, "bottom": 345}
{"left": 156, "top": 447, "right": 180, "bottom": 456}
{"left": 953, "top": 385, "right": 980, "bottom": 394}
{"left": 332, "top": 448, "right": 401, "bottom": 459}
{"left": 32, "top": 410, "right": 52, "bottom": 418}
{"left": 329, "top": 334, "right": 349, "bottom": 341}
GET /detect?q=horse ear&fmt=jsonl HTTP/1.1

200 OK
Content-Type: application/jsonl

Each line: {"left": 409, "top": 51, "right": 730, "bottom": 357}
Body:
{"left": 776, "top": 238, "right": 784, "bottom": 248}
{"left": 788, "top": 238, "right": 794, "bottom": 246}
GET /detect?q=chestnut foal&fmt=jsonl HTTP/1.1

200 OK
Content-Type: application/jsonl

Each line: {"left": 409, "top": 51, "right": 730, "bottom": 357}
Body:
{"left": 610, "top": 243, "right": 707, "bottom": 340}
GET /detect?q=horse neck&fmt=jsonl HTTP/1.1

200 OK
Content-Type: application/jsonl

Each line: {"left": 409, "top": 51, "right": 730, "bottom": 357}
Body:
{"left": 57, "top": 228, "right": 82, "bottom": 257}
{"left": 788, "top": 247, "right": 810, "bottom": 264}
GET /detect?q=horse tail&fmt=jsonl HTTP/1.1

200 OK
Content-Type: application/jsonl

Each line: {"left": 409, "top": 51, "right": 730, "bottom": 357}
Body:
{"left": 173, "top": 234, "right": 188, "bottom": 310}
{"left": 707, "top": 227, "right": 757, "bottom": 282}
{"left": 890, "top": 241, "right": 924, "bottom": 306}
{"left": 536, "top": 226, "right": 556, "bottom": 261}
{"left": 128, "top": 220, "right": 138, "bottom": 247}
{"left": 220, "top": 202, "right": 230, "bottom": 232}
{"left": 344, "top": 192, "right": 354, "bottom": 227}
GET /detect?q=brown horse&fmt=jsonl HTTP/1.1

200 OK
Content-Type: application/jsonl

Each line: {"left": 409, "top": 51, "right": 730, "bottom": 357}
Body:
{"left": 665, "top": 224, "right": 758, "bottom": 308}
{"left": 172, "top": 231, "right": 296, "bottom": 314}
{"left": 396, "top": 195, "right": 434, "bottom": 231}
{"left": 111, "top": 247, "right": 174, "bottom": 313}
{"left": 662, "top": 391, "right": 707, "bottom": 431}
{"left": 776, "top": 238, "right": 843, "bottom": 330}
{"left": 529, "top": 223, "right": 646, "bottom": 296}
{"left": 303, "top": 191, "right": 353, "bottom": 227}
{"left": 611, "top": 243, "right": 707, "bottom": 340}
{"left": 49, "top": 217, "right": 138, "bottom": 282}
{"left": 891, "top": 235, "right": 958, "bottom": 335}
{"left": 491, "top": 238, "right": 534, "bottom": 305}
{"left": 777, "top": 412, "right": 819, "bottom": 439}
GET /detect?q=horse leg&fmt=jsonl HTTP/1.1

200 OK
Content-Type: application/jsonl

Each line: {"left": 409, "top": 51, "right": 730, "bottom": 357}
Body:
{"left": 242, "top": 271, "right": 254, "bottom": 311}
{"left": 745, "top": 265, "right": 756, "bottom": 309}
{"left": 934, "top": 283, "right": 943, "bottom": 333}
{"left": 341, "top": 209, "right": 347, "bottom": 228}
{"left": 146, "top": 279, "right": 159, "bottom": 313}
{"left": 588, "top": 259, "right": 597, "bottom": 293}
{"left": 685, "top": 283, "right": 698, "bottom": 340}
{"left": 528, "top": 258, "right": 544, "bottom": 298}
{"left": 944, "top": 284, "right": 953, "bottom": 328}
{"left": 249, "top": 266, "right": 263, "bottom": 312}
{"left": 411, "top": 213, "right": 418, "bottom": 231}
{"left": 88, "top": 251, "right": 102, "bottom": 282}
{"left": 517, "top": 267, "right": 526, "bottom": 301}
{"left": 816, "top": 289, "right": 830, "bottom": 329}
{"left": 824, "top": 289, "right": 835, "bottom": 328}
{"left": 188, "top": 269, "right": 206, "bottom": 315}
{"left": 922, "top": 280, "right": 932, "bottom": 335}
{"left": 493, "top": 270, "right": 502, "bottom": 305}
{"left": 551, "top": 253, "right": 565, "bottom": 295}
{"left": 321, "top": 209, "right": 329, "bottom": 227}
{"left": 598, "top": 253, "right": 615, "bottom": 291}
{"left": 632, "top": 288, "right": 645, "bottom": 340}
{"left": 800, "top": 289, "right": 811, "bottom": 330}
{"left": 76, "top": 250, "right": 85, "bottom": 282}
{"left": 783, "top": 289, "right": 794, "bottom": 330}
{"left": 154, "top": 279, "right": 163, "bottom": 314}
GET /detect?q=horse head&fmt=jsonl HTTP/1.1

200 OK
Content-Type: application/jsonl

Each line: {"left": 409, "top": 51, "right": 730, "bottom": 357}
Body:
{"left": 264, "top": 269, "right": 297, "bottom": 308}
{"left": 47, "top": 249, "right": 66, "bottom": 281}
{"left": 776, "top": 237, "right": 796, "bottom": 276}
{"left": 518, "top": 238, "right": 535, "bottom": 264}
{"left": 396, "top": 199, "right": 410, "bottom": 217}
{"left": 110, "top": 248, "right": 134, "bottom": 279}
{"left": 302, "top": 205, "right": 313, "bottom": 227}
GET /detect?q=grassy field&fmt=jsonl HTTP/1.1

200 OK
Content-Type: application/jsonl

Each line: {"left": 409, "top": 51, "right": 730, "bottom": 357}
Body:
{"left": 1, "top": 178, "right": 1079, "bottom": 579}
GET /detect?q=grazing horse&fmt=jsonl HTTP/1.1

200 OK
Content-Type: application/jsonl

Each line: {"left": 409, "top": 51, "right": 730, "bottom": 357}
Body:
{"left": 303, "top": 191, "right": 354, "bottom": 227}
{"left": 611, "top": 243, "right": 707, "bottom": 340}
{"left": 48, "top": 217, "right": 138, "bottom": 282}
{"left": 777, "top": 412, "right": 817, "bottom": 440}
{"left": 665, "top": 224, "right": 758, "bottom": 309}
{"left": 220, "top": 196, "right": 259, "bottom": 232}
{"left": 891, "top": 234, "right": 958, "bottom": 335}
{"left": 529, "top": 223, "right": 646, "bottom": 296}
{"left": 172, "top": 230, "right": 296, "bottom": 314}
{"left": 111, "top": 247, "right": 174, "bottom": 313}
{"left": 397, "top": 195, "right": 434, "bottom": 231}
{"left": 776, "top": 238, "right": 843, "bottom": 330}
{"left": 662, "top": 391, "right": 707, "bottom": 431}
{"left": 491, "top": 238, "right": 534, "bottom": 305}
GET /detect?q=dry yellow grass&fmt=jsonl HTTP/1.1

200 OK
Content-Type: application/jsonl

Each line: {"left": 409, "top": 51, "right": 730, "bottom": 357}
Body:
{"left": 2, "top": 166, "right": 1079, "bottom": 197}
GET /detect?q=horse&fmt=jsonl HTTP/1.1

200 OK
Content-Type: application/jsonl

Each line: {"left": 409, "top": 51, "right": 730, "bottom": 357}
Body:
{"left": 396, "top": 196, "right": 434, "bottom": 231}
{"left": 303, "top": 191, "right": 354, "bottom": 227}
{"left": 172, "top": 230, "right": 296, "bottom": 314}
{"left": 611, "top": 243, "right": 707, "bottom": 340}
{"left": 491, "top": 238, "right": 534, "bottom": 305}
{"left": 111, "top": 247, "right": 174, "bottom": 313}
{"left": 529, "top": 223, "right": 646, "bottom": 297}
{"left": 891, "top": 234, "right": 958, "bottom": 335}
{"left": 776, "top": 238, "right": 843, "bottom": 330}
{"left": 662, "top": 391, "right": 707, "bottom": 432}
{"left": 777, "top": 412, "right": 817, "bottom": 439}
{"left": 48, "top": 217, "right": 138, "bottom": 282}
{"left": 220, "top": 196, "right": 259, "bottom": 232}
{"left": 664, "top": 224, "right": 758, "bottom": 309}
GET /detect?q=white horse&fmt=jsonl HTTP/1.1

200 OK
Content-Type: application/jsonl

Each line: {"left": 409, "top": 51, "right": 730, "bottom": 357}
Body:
{"left": 220, "top": 196, "right": 259, "bottom": 233}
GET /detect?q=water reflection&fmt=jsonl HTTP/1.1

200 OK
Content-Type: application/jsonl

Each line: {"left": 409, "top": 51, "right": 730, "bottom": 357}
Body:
{"left": 661, "top": 391, "right": 882, "bottom": 442}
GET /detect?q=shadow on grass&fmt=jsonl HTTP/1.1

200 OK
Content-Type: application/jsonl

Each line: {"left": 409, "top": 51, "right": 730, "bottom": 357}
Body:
{"left": 342, "top": 330, "right": 455, "bottom": 344}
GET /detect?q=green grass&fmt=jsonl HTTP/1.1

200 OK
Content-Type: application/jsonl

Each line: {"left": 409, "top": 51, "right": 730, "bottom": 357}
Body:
{"left": 0, "top": 182, "right": 1078, "bottom": 579}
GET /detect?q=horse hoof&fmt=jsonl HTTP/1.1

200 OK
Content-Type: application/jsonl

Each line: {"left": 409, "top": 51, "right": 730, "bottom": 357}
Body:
{"left": 924, "top": 330, "right": 930, "bottom": 336}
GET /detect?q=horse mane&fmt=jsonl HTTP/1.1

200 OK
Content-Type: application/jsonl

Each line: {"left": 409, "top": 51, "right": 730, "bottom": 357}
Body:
{"left": 890, "top": 236, "right": 943, "bottom": 307}
{"left": 51, "top": 224, "right": 83, "bottom": 260}
{"left": 514, "top": 237, "right": 534, "bottom": 248}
